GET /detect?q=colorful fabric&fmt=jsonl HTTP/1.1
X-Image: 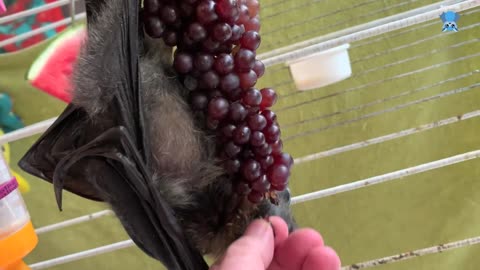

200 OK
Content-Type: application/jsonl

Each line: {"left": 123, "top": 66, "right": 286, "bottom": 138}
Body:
{"left": 0, "top": 0, "right": 67, "bottom": 53}
{"left": 0, "top": 0, "right": 6, "bottom": 15}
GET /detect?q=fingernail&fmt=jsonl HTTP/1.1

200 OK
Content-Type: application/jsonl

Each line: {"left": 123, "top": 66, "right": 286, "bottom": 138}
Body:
{"left": 247, "top": 219, "right": 272, "bottom": 238}
{"left": 266, "top": 216, "right": 276, "bottom": 238}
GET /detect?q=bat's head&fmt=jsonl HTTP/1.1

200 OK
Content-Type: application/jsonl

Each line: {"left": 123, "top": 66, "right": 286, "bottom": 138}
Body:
{"left": 174, "top": 171, "right": 297, "bottom": 258}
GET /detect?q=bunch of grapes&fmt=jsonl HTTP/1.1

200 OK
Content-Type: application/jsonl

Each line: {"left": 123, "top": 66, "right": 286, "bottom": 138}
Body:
{"left": 142, "top": 0, "right": 293, "bottom": 204}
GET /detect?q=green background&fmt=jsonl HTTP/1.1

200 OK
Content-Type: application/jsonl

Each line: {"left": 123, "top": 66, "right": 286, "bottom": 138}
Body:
{"left": 0, "top": 1, "right": 479, "bottom": 269}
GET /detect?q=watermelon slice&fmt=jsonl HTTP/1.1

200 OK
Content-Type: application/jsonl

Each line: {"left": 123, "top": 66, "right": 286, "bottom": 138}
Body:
{"left": 27, "top": 24, "right": 86, "bottom": 103}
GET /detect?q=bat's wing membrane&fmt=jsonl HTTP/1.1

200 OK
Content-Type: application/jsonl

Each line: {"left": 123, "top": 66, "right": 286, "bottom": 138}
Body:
{"left": 18, "top": 0, "right": 208, "bottom": 269}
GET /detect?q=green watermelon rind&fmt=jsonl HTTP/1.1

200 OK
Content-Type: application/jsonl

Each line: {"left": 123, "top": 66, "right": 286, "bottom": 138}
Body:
{"left": 27, "top": 24, "right": 86, "bottom": 82}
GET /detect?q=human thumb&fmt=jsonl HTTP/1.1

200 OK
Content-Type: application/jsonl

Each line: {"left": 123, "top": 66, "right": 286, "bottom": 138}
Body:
{"left": 210, "top": 219, "right": 275, "bottom": 270}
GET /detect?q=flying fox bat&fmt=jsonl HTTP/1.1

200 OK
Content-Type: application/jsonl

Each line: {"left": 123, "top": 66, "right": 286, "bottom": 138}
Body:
{"left": 18, "top": 0, "right": 296, "bottom": 269}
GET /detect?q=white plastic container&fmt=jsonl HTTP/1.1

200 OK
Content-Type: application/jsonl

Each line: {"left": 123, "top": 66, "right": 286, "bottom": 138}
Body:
{"left": 0, "top": 155, "right": 29, "bottom": 239}
{"left": 287, "top": 43, "right": 352, "bottom": 91}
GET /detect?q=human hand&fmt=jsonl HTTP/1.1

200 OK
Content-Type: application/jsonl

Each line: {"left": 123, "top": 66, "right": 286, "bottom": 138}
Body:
{"left": 210, "top": 217, "right": 341, "bottom": 270}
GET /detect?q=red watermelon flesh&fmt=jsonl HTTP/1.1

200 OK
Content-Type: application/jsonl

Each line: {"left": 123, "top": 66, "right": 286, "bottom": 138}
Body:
{"left": 27, "top": 24, "right": 86, "bottom": 103}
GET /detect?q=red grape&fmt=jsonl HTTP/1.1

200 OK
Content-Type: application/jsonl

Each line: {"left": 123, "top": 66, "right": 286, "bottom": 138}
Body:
{"left": 194, "top": 53, "right": 214, "bottom": 72}
{"left": 264, "top": 123, "right": 280, "bottom": 143}
{"left": 261, "top": 110, "right": 277, "bottom": 125}
{"left": 221, "top": 124, "right": 236, "bottom": 138}
{"left": 233, "top": 125, "right": 251, "bottom": 144}
{"left": 234, "top": 49, "right": 255, "bottom": 72}
{"left": 214, "top": 53, "right": 235, "bottom": 75}
{"left": 238, "top": 70, "right": 257, "bottom": 90}
{"left": 202, "top": 37, "right": 220, "bottom": 53}
{"left": 242, "top": 159, "right": 261, "bottom": 181}
{"left": 200, "top": 71, "right": 220, "bottom": 89}
{"left": 241, "top": 31, "right": 261, "bottom": 51}
{"left": 187, "top": 22, "right": 207, "bottom": 42}
{"left": 190, "top": 92, "right": 208, "bottom": 110}
{"left": 247, "top": 114, "right": 267, "bottom": 131}
{"left": 252, "top": 60, "right": 265, "bottom": 78}
{"left": 271, "top": 140, "right": 283, "bottom": 155}
{"left": 253, "top": 143, "right": 272, "bottom": 157}
{"left": 174, "top": 53, "right": 193, "bottom": 74}
{"left": 242, "top": 88, "right": 262, "bottom": 106}
{"left": 160, "top": 5, "right": 178, "bottom": 24}
{"left": 144, "top": 0, "right": 162, "bottom": 14}
{"left": 238, "top": 4, "right": 250, "bottom": 25}
{"left": 227, "top": 88, "right": 243, "bottom": 101}
{"left": 249, "top": 131, "right": 265, "bottom": 146}
{"left": 215, "top": 0, "right": 239, "bottom": 23}
{"left": 267, "top": 164, "right": 289, "bottom": 186}
{"left": 225, "top": 159, "right": 241, "bottom": 174}
{"left": 258, "top": 155, "right": 274, "bottom": 170}
{"left": 274, "top": 152, "right": 294, "bottom": 168}
{"left": 224, "top": 141, "right": 241, "bottom": 158}
{"left": 184, "top": 75, "right": 198, "bottom": 91}
{"left": 163, "top": 30, "right": 178, "bottom": 46}
{"left": 230, "top": 24, "right": 245, "bottom": 43}
{"left": 208, "top": 97, "right": 229, "bottom": 120}
{"left": 144, "top": 16, "right": 165, "bottom": 38}
{"left": 220, "top": 73, "right": 240, "bottom": 92}
{"left": 196, "top": 0, "right": 218, "bottom": 25}
{"left": 260, "top": 88, "right": 277, "bottom": 108}
{"left": 251, "top": 175, "right": 270, "bottom": 193}
{"left": 246, "top": 0, "right": 259, "bottom": 17}
{"left": 179, "top": 2, "right": 194, "bottom": 18}
{"left": 228, "top": 102, "right": 248, "bottom": 122}
{"left": 212, "top": 23, "right": 233, "bottom": 42}
{"left": 244, "top": 16, "right": 260, "bottom": 32}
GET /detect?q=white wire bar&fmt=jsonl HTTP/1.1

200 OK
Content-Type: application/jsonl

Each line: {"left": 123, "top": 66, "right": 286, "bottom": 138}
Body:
{"left": 28, "top": 233, "right": 480, "bottom": 269}
{"left": 0, "top": 12, "right": 86, "bottom": 48}
{"left": 294, "top": 110, "right": 480, "bottom": 165}
{"left": 0, "top": 0, "right": 77, "bottom": 24}
{"left": 35, "top": 210, "right": 114, "bottom": 235}
{"left": 291, "top": 149, "right": 480, "bottom": 205}
{"left": 257, "top": 0, "right": 464, "bottom": 59}
{"left": 0, "top": 117, "right": 56, "bottom": 145}
{"left": 342, "top": 235, "right": 480, "bottom": 269}
{"left": 352, "top": 7, "right": 480, "bottom": 48}
{"left": 278, "top": 52, "right": 480, "bottom": 113}
{"left": 268, "top": 12, "right": 480, "bottom": 90}
{"left": 28, "top": 149, "right": 480, "bottom": 269}
{"left": 284, "top": 82, "right": 480, "bottom": 141}
{"left": 282, "top": 69, "right": 479, "bottom": 128}
{"left": 69, "top": 0, "right": 76, "bottom": 25}
{"left": 260, "top": 0, "right": 480, "bottom": 67}
{"left": 29, "top": 240, "right": 135, "bottom": 270}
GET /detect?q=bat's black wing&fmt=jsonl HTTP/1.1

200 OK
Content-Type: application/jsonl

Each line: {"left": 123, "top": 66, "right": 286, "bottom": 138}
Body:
{"left": 18, "top": 0, "right": 208, "bottom": 269}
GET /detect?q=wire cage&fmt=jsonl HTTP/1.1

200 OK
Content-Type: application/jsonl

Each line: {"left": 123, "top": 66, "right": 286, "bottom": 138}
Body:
{"left": 1, "top": 0, "right": 480, "bottom": 269}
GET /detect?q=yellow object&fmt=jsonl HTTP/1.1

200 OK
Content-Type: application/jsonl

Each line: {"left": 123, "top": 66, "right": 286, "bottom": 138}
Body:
{"left": 0, "top": 221, "right": 37, "bottom": 270}
{"left": 0, "top": 130, "right": 29, "bottom": 193}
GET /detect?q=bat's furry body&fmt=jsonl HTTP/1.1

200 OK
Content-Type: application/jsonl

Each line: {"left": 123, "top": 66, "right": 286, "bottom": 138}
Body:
{"left": 71, "top": 0, "right": 296, "bottom": 258}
